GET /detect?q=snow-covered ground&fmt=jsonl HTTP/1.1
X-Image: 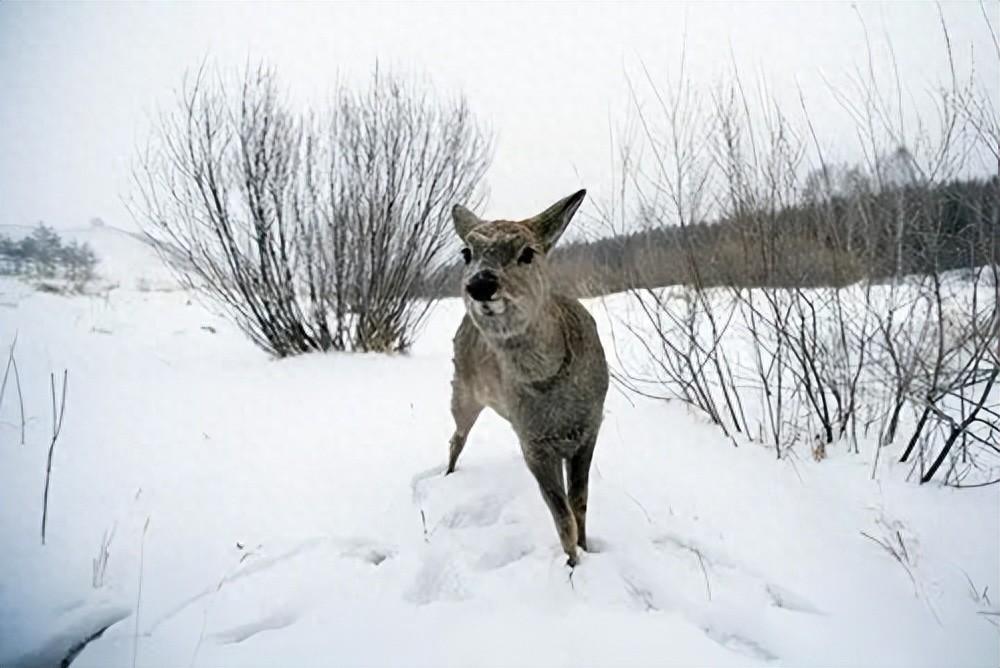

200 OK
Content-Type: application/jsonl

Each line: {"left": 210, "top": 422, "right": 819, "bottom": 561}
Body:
{"left": 1, "top": 236, "right": 998, "bottom": 666}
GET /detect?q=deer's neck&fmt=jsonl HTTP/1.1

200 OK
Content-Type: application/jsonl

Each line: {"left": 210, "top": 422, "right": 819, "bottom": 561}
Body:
{"left": 489, "top": 301, "right": 567, "bottom": 383}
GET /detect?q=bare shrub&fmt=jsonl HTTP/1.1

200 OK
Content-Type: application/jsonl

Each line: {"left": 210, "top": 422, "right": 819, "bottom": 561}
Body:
{"left": 602, "top": 68, "right": 748, "bottom": 443}
{"left": 839, "top": 15, "right": 1000, "bottom": 484}
{"left": 329, "top": 72, "right": 491, "bottom": 351}
{"left": 132, "top": 64, "right": 490, "bottom": 356}
{"left": 604, "top": 15, "right": 998, "bottom": 485}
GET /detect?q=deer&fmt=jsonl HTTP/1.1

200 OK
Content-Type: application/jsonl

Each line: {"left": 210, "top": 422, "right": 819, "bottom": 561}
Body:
{"left": 445, "top": 189, "right": 609, "bottom": 567}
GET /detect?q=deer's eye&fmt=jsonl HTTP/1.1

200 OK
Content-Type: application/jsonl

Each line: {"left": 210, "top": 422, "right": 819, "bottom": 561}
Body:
{"left": 461, "top": 248, "right": 472, "bottom": 264}
{"left": 518, "top": 247, "right": 536, "bottom": 265}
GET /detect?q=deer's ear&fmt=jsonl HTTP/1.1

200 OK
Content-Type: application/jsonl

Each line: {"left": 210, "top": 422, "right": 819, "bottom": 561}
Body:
{"left": 525, "top": 189, "right": 586, "bottom": 252}
{"left": 452, "top": 204, "right": 482, "bottom": 241}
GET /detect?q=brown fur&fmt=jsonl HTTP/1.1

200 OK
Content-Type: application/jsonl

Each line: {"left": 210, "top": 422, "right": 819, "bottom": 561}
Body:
{"left": 446, "top": 190, "right": 609, "bottom": 566}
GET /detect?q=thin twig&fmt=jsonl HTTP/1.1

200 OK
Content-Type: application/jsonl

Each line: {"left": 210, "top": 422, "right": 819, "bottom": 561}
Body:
{"left": 133, "top": 516, "right": 151, "bottom": 668}
{"left": 693, "top": 547, "right": 712, "bottom": 601}
{"left": 0, "top": 335, "right": 26, "bottom": 446}
{"left": 40, "top": 369, "right": 68, "bottom": 545}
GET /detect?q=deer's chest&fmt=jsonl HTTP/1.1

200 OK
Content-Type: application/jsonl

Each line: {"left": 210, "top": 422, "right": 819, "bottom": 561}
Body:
{"left": 504, "top": 373, "right": 597, "bottom": 453}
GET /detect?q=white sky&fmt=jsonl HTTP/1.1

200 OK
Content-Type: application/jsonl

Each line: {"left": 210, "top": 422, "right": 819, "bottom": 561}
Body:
{"left": 0, "top": 1, "right": 997, "bottom": 231}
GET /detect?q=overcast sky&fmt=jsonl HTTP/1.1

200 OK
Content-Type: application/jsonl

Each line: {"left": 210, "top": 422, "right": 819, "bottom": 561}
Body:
{"left": 0, "top": 2, "right": 997, "bottom": 231}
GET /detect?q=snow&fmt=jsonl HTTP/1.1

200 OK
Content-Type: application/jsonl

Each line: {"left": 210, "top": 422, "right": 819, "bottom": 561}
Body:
{"left": 0, "top": 241, "right": 997, "bottom": 666}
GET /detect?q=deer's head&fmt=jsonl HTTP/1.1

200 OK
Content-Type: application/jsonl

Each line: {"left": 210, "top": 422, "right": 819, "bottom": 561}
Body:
{"left": 452, "top": 189, "right": 586, "bottom": 338}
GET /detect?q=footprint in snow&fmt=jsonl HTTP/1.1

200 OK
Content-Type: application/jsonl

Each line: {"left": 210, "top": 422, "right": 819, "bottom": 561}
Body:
{"left": 405, "top": 547, "right": 466, "bottom": 605}
{"left": 438, "top": 491, "right": 512, "bottom": 530}
{"left": 702, "top": 626, "right": 780, "bottom": 663}
{"left": 615, "top": 553, "right": 784, "bottom": 664}
{"left": 584, "top": 536, "right": 611, "bottom": 553}
{"left": 212, "top": 609, "right": 299, "bottom": 644}
{"left": 410, "top": 465, "right": 446, "bottom": 505}
{"left": 147, "top": 535, "right": 393, "bottom": 634}
{"left": 474, "top": 531, "right": 536, "bottom": 570}
{"left": 764, "top": 583, "right": 824, "bottom": 615}
{"left": 652, "top": 532, "right": 824, "bottom": 615}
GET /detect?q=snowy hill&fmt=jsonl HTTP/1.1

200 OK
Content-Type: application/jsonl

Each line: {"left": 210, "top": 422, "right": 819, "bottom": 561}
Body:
{"left": 0, "top": 266, "right": 997, "bottom": 665}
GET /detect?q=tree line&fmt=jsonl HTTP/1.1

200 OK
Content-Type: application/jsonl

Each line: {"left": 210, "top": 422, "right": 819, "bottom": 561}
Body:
{"left": 0, "top": 224, "right": 98, "bottom": 286}
{"left": 570, "top": 171, "right": 996, "bottom": 295}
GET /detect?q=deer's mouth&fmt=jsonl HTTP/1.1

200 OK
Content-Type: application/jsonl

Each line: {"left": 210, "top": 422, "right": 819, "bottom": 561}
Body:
{"left": 473, "top": 297, "right": 507, "bottom": 317}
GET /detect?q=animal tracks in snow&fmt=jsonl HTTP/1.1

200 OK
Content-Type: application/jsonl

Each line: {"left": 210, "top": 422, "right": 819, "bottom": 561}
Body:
{"left": 652, "top": 531, "right": 825, "bottom": 615}
{"left": 147, "top": 535, "right": 393, "bottom": 637}
{"left": 474, "top": 531, "right": 536, "bottom": 571}
{"left": 765, "top": 583, "right": 825, "bottom": 615}
{"left": 438, "top": 491, "right": 512, "bottom": 529}
{"left": 212, "top": 609, "right": 299, "bottom": 645}
{"left": 146, "top": 457, "right": 825, "bottom": 667}
{"left": 404, "top": 457, "right": 543, "bottom": 604}
{"left": 404, "top": 546, "right": 468, "bottom": 604}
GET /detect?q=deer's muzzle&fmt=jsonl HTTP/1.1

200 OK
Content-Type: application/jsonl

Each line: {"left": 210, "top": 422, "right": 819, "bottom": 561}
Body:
{"left": 466, "top": 270, "right": 500, "bottom": 302}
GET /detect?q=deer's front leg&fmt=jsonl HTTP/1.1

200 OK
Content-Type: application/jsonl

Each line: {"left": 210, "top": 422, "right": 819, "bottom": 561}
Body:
{"left": 523, "top": 448, "right": 578, "bottom": 566}
{"left": 568, "top": 438, "right": 595, "bottom": 551}
{"left": 447, "top": 381, "right": 483, "bottom": 475}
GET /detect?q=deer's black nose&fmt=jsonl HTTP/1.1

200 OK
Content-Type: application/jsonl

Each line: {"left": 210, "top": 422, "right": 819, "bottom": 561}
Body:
{"left": 466, "top": 270, "right": 499, "bottom": 302}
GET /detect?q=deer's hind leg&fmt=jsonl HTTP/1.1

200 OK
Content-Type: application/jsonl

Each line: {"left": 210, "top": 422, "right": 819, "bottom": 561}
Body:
{"left": 568, "top": 433, "right": 597, "bottom": 551}
{"left": 524, "top": 449, "right": 579, "bottom": 566}
{"left": 446, "top": 380, "right": 483, "bottom": 475}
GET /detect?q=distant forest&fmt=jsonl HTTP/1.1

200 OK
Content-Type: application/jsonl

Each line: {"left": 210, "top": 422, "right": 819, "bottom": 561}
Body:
{"left": 0, "top": 224, "right": 98, "bottom": 285}
{"left": 430, "top": 174, "right": 999, "bottom": 297}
